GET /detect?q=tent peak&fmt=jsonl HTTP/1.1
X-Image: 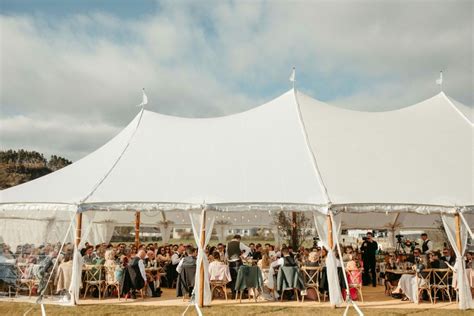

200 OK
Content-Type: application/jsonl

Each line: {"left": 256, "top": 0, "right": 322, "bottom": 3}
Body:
{"left": 297, "top": 90, "right": 473, "bottom": 118}
{"left": 140, "top": 90, "right": 295, "bottom": 121}
{"left": 439, "top": 92, "right": 473, "bottom": 126}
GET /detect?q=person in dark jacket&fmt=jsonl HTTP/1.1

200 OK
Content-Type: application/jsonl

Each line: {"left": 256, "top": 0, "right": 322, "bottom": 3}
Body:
{"left": 176, "top": 246, "right": 197, "bottom": 298}
{"left": 121, "top": 249, "right": 146, "bottom": 299}
{"left": 361, "top": 232, "right": 378, "bottom": 287}
{"left": 440, "top": 248, "right": 456, "bottom": 266}
{"left": 270, "top": 247, "right": 297, "bottom": 268}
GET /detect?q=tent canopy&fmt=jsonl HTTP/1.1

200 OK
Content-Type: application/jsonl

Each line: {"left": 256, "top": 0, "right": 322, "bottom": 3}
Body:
{"left": 299, "top": 91, "right": 473, "bottom": 212}
{"left": 1, "top": 89, "right": 472, "bottom": 229}
{"left": 0, "top": 90, "right": 327, "bottom": 214}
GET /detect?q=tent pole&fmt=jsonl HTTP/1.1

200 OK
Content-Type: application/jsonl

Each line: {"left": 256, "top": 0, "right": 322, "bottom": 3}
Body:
{"left": 327, "top": 214, "right": 333, "bottom": 249}
{"left": 75, "top": 212, "right": 82, "bottom": 247}
{"left": 454, "top": 213, "right": 462, "bottom": 254}
{"left": 198, "top": 209, "right": 207, "bottom": 307}
{"left": 135, "top": 211, "right": 141, "bottom": 249}
{"left": 327, "top": 213, "right": 336, "bottom": 309}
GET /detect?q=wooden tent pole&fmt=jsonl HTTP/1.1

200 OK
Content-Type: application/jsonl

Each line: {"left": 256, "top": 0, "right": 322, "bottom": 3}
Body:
{"left": 327, "top": 214, "right": 333, "bottom": 250}
{"left": 198, "top": 209, "right": 206, "bottom": 307}
{"left": 454, "top": 213, "right": 462, "bottom": 255}
{"left": 75, "top": 212, "right": 83, "bottom": 247}
{"left": 135, "top": 211, "right": 141, "bottom": 249}
{"left": 327, "top": 213, "right": 336, "bottom": 309}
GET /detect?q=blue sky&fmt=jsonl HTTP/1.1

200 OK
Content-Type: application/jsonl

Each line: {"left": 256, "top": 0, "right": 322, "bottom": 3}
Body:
{"left": 0, "top": 0, "right": 472, "bottom": 160}
{"left": 1, "top": 0, "right": 156, "bottom": 19}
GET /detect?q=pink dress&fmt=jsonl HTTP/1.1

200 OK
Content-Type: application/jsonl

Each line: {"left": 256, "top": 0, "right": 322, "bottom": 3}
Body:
{"left": 344, "top": 260, "right": 362, "bottom": 301}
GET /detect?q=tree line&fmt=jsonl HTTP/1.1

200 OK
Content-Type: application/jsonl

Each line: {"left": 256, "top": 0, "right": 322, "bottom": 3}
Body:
{"left": 0, "top": 149, "right": 72, "bottom": 171}
{"left": 0, "top": 149, "right": 72, "bottom": 189}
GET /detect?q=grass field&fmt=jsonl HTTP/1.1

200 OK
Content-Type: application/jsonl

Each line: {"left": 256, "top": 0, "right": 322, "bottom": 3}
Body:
{"left": 0, "top": 302, "right": 471, "bottom": 316}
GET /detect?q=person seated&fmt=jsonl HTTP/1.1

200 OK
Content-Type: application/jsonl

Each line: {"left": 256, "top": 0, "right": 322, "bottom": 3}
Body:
{"left": 440, "top": 248, "right": 456, "bottom": 266}
{"left": 145, "top": 250, "right": 158, "bottom": 268}
{"left": 345, "top": 254, "right": 362, "bottom": 300}
{"left": 144, "top": 250, "right": 161, "bottom": 297}
{"left": 104, "top": 249, "right": 116, "bottom": 267}
{"left": 466, "top": 252, "right": 473, "bottom": 269}
{"left": 216, "top": 243, "right": 226, "bottom": 261}
{"left": 428, "top": 251, "right": 446, "bottom": 269}
{"left": 391, "top": 260, "right": 427, "bottom": 302}
{"left": 304, "top": 251, "right": 320, "bottom": 267}
{"left": 82, "top": 245, "right": 95, "bottom": 265}
{"left": 115, "top": 255, "right": 128, "bottom": 283}
{"left": 156, "top": 247, "right": 171, "bottom": 266}
{"left": 257, "top": 250, "right": 271, "bottom": 270}
{"left": 342, "top": 246, "right": 354, "bottom": 263}
{"left": 270, "top": 247, "right": 297, "bottom": 269}
{"left": 176, "top": 246, "right": 197, "bottom": 298}
{"left": 93, "top": 244, "right": 106, "bottom": 263}
{"left": 209, "top": 251, "right": 231, "bottom": 282}
{"left": 406, "top": 248, "right": 423, "bottom": 265}
{"left": 55, "top": 252, "right": 73, "bottom": 300}
{"left": 298, "top": 247, "right": 309, "bottom": 264}
{"left": 121, "top": 249, "right": 146, "bottom": 299}
{"left": 115, "top": 243, "right": 126, "bottom": 261}
{"left": 167, "top": 245, "right": 185, "bottom": 288}
{"left": 35, "top": 250, "right": 58, "bottom": 302}
{"left": 252, "top": 244, "right": 263, "bottom": 261}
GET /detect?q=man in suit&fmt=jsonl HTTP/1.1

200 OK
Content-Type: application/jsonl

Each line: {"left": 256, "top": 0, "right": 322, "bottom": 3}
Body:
{"left": 440, "top": 248, "right": 455, "bottom": 266}
{"left": 122, "top": 249, "right": 146, "bottom": 299}
{"left": 361, "top": 232, "right": 378, "bottom": 287}
{"left": 176, "top": 246, "right": 197, "bottom": 298}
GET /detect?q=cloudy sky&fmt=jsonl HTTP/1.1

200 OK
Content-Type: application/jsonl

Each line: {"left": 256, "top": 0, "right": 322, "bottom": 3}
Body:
{"left": 0, "top": 0, "right": 472, "bottom": 161}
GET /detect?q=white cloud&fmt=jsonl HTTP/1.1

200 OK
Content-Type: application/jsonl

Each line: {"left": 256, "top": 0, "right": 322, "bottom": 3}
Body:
{"left": 0, "top": 1, "right": 472, "bottom": 160}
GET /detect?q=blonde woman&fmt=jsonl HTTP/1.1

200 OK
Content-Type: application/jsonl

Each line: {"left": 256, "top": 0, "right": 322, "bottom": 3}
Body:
{"left": 257, "top": 250, "right": 275, "bottom": 300}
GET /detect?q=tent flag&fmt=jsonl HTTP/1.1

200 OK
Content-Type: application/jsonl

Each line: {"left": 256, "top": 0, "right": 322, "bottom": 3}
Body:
{"left": 289, "top": 67, "right": 296, "bottom": 83}
{"left": 436, "top": 71, "right": 443, "bottom": 90}
{"left": 137, "top": 88, "right": 148, "bottom": 107}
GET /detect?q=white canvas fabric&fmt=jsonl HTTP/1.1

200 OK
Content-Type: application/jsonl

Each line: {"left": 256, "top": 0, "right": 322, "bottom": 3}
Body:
{"left": 86, "top": 221, "right": 116, "bottom": 245}
{"left": 159, "top": 223, "right": 173, "bottom": 244}
{"left": 298, "top": 91, "right": 473, "bottom": 209}
{"left": 70, "top": 212, "right": 95, "bottom": 304}
{"left": 189, "top": 210, "right": 216, "bottom": 306}
{"left": 441, "top": 214, "right": 473, "bottom": 310}
{"left": 312, "top": 210, "right": 343, "bottom": 306}
{"left": 214, "top": 224, "right": 228, "bottom": 244}
{"left": 447, "top": 95, "right": 473, "bottom": 125}
{"left": 1, "top": 91, "right": 327, "bottom": 214}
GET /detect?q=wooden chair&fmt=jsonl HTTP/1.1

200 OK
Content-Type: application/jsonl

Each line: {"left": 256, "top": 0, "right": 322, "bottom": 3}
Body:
{"left": 301, "top": 266, "right": 321, "bottom": 302}
{"left": 209, "top": 264, "right": 231, "bottom": 301}
{"left": 277, "top": 266, "right": 301, "bottom": 302}
{"left": 210, "top": 279, "right": 229, "bottom": 300}
{"left": 347, "top": 270, "right": 364, "bottom": 302}
{"left": 83, "top": 265, "right": 105, "bottom": 299}
{"left": 16, "top": 264, "right": 38, "bottom": 298}
{"left": 103, "top": 265, "right": 121, "bottom": 300}
{"left": 416, "top": 269, "right": 433, "bottom": 304}
{"left": 431, "top": 269, "right": 452, "bottom": 303}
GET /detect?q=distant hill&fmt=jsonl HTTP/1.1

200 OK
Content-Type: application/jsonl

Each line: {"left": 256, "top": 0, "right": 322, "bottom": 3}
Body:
{"left": 0, "top": 150, "right": 72, "bottom": 189}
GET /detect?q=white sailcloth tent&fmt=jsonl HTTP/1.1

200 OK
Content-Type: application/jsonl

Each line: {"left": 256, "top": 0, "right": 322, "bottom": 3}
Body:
{"left": 0, "top": 88, "right": 472, "bottom": 309}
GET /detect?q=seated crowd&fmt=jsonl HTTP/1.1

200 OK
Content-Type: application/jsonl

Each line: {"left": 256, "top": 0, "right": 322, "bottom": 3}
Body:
{"left": 0, "top": 232, "right": 472, "bottom": 303}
